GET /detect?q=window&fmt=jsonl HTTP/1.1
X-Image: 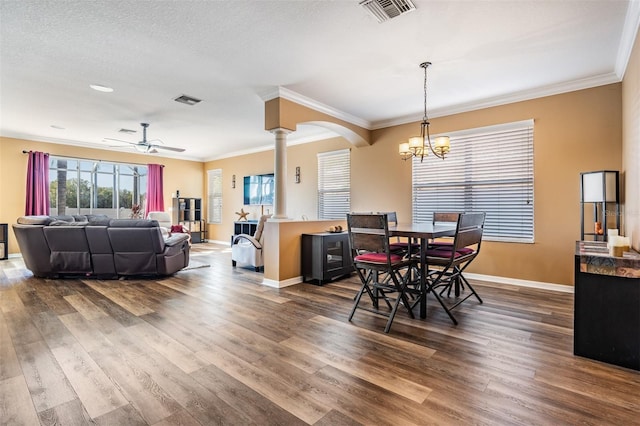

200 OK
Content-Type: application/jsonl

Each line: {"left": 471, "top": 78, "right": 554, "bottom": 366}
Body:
{"left": 318, "top": 149, "right": 350, "bottom": 219}
{"left": 48, "top": 156, "right": 147, "bottom": 218}
{"left": 412, "top": 120, "right": 534, "bottom": 242}
{"left": 207, "top": 169, "right": 223, "bottom": 224}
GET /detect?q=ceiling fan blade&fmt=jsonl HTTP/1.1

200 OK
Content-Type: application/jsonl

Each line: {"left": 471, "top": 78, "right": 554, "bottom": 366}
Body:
{"left": 104, "top": 137, "right": 136, "bottom": 145}
{"left": 152, "top": 145, "right": 186, "bottom": 152}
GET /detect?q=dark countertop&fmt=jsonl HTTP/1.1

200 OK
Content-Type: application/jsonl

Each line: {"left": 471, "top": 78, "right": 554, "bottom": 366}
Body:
{"left": 576, "top": 241, "right": 640, "bottom": 278}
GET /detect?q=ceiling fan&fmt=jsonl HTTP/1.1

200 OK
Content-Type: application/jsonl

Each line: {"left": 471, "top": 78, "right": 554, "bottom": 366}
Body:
{"left": 105, "top": 123, "right": 185, "bottom": 153}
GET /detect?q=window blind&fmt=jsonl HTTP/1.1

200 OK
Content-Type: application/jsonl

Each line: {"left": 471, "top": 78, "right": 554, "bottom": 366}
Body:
{"left": 207, "top": 169, "right": 222, "bottom": 224}
{"left": 318, "top": 149, "right": 350, "bottom": 219}
{"left": 412, "top": 120, "right": 534, "bottom": 243}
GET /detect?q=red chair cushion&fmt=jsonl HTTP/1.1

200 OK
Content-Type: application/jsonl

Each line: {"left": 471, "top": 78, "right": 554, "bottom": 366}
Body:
{"left": 431, "top": 243, "right": 474, "bottom": 256}
{"left": 171, "top": 225, "right": 185, "bottom": 233}
{"left": 425, "top": 249, "right": 462, "bottom": 259}
{"left": 455, "top": 247, "right": 475, "bottom": 255}
{"left": 355, "top": 252, "right": 404, "bottom": 264}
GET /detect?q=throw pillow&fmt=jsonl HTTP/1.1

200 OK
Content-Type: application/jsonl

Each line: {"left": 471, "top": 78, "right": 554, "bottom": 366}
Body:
{"left": 171, "top": 225, "right": 184, "bottom": 234}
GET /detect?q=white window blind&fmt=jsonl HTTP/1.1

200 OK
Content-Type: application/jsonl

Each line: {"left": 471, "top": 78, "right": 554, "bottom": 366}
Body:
{"left": 412, "top": 120, "right": 534, "bottom": 243}
{"left": 207, "top": 169, "right": 222, "bottom": 224}
{"left": 318, "top": 149, "right": 350, "bottom": 219}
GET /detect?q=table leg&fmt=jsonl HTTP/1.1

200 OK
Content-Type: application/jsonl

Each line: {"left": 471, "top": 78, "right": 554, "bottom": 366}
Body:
{"left": 420, "top": 237, "right": 427, "bottom": 319}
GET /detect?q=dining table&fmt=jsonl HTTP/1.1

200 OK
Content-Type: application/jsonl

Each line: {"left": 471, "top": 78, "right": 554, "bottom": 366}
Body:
{"left": 389, "top": 222, "right": 457, "bottom": 319}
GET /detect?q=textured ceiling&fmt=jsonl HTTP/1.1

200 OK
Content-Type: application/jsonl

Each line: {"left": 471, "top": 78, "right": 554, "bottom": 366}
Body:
{"left": 1, "top": 0, "right": 639, "bottom": 161}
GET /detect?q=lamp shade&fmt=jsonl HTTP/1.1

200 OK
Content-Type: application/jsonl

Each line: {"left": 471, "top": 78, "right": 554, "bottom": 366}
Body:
{"left": 581, "top": 170, "right": 618, "bottom": 202}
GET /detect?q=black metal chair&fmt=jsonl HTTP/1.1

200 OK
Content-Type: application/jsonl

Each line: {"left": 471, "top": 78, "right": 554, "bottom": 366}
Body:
{"left": 425, "top": 212, "right": 486, "bottom": 325}
{"left": 379, "top": 211, "right": 420, "bottom": 257}
{"left": 347, "top": 213, "right": 418, "bottom": 333}
{"left": 428, "top": 212, "right": 460, "bottom": 250}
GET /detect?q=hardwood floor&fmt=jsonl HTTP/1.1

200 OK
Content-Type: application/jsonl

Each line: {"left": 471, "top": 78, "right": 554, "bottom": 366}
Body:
{"left": 1, "top": 243, "right": 638, "bottom": 425}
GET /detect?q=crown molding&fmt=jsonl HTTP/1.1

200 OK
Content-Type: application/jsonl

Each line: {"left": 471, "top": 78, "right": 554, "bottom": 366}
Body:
{"left": 257, "top": 86, "right": 372, "bottom": 130}
{"left": 615, "top": 0, "right": 640, "bottom": 79}
{"left": 372, "top": 72, "right": 622, "bottom": 129}
{"left": 204, "top": 128, "right": 338, "bottom": 162}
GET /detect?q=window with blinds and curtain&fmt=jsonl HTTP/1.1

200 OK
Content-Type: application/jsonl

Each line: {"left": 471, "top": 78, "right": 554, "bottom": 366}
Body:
{"left": 412, "top": 119, "right": 534, "bottom": 243}
{"left": 207, "top": 169, "right": 223, "bottom": 224}
{"left": 318, "top": 149, "right": 351, "bottom": 220}
{"left": 48, "top": 155, "right": 148, "bottom": 219}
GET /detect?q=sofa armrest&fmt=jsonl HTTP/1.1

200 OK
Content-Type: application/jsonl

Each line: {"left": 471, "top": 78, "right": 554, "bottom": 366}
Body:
{"left": 164, "top": 233, "right": 190, "bottom": 247}
{"left": 232, "top": 234, "right": 262, "bottom": 249}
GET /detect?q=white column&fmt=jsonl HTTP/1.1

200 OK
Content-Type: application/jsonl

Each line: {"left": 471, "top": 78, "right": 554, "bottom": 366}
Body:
{"left": 271, "top": 128, "right": 291, "bottom": 219}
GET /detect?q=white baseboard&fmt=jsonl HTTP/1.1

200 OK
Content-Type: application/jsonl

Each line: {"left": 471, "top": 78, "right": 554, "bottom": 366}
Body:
{"left": 262, "top": 276, "right": 302, "bottom": 288}
{"left": 464, "top": 272, "right": 574, "bottom": 293}
{"left": 262, "top": 272, "right": 574, "bottom": 292}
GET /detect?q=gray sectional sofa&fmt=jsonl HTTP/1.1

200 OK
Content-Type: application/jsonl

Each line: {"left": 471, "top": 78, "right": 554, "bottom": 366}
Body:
{"left": 12, "top": 215, "right": 190, "bottom": 278}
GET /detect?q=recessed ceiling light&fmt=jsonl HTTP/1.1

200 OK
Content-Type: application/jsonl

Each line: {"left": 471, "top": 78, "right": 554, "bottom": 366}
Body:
{"left": 50, "top": 125, "right": 65, "bottom": 130}
{"left": 89, "top": 84, "right": 114, "bottom": 93}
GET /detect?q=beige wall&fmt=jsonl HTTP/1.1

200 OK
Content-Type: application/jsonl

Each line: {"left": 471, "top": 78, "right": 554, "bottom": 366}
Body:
{"left": 0, "top": 137, "right": 204, "bottom": 254}
{"left": 623, "top": 28, "right": 640, "bottom": 250}
{"left": 203, "top": 137, "right": 351, "bottom": 243}
{"left": 2, "top": 83, "right": 625, "bottom": 286}
{"left": 208, "top": 84, "right": 623, "bottom": 286}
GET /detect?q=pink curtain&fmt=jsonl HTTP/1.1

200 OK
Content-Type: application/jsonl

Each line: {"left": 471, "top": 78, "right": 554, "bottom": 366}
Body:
{"left": 25, "top": 151, "right": 50, "bottom": 215}
{"left": 146, "top": 164, "right": 164, "bottom": 213}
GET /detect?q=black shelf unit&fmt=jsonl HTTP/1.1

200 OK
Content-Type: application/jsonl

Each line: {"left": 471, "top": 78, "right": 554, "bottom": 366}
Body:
{"left": 580, "top": 171, "right": 620, "bottom": 242}
{"left": 173, "top": 197, "right": 204, "bottom": 243}
{"left": 0, "top": 223, "right": 7, "bottom": 260}
{"left": 231, "top": 220, "right": 258, "bottom": 246}
{"left": 301, "top": 232, "right": 353, "bottom": 285}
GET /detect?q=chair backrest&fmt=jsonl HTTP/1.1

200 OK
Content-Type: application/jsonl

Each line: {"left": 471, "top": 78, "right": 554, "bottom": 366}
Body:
{"left": 453, "top": 212, "right": 486, "bottom": 253}
{"left": 253, "top": 214, "right": 271, "bottom": 243}
{"left": 346, "top": 213, "right": 392, "bottom": 257}
{"left": 147, "top": 211, "right": 171, "bottom": 228}
{"left": 378, "top": 211, "right": 397, "bottom": 226}
{"left": 433, "top": 212, "right": 460, "bottom": 226}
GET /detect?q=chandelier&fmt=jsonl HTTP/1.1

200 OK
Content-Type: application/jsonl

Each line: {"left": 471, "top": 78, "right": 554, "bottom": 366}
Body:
{"left": 399, "top": 61, "right": 450, "bottom": 162}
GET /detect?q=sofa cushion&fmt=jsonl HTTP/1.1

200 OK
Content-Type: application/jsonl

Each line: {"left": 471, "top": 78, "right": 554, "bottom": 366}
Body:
{"left": 17, "top": 215, "right": 52, "bottom": 225}
{"left": 108, "top": 219, "right": 159, "bottom": 228}
{"left": 49, "top": 220, "right": 88, "bottom": 226}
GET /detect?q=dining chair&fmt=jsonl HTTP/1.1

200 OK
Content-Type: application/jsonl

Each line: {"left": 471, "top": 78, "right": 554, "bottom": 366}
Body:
{"left": 346, "top": 213, "right": 418, "bottom": 333}
{"left": 425, "top": 212, "right": 486, "bottom": 325}
{"left": 378, "top": 211, "right": 420, "bottom": 256}
{"left": 429, "top": 212, "right": 461, "bottom": 249}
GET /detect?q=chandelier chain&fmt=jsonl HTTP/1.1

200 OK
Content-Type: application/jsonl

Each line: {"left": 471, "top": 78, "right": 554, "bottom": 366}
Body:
{"left": 423, "top": 63, "right": 429, "bottom": 123}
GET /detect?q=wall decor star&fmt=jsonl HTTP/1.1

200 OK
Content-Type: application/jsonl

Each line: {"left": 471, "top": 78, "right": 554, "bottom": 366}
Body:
{"left": 235, "top": 208, "right": 250, "bottom": 221}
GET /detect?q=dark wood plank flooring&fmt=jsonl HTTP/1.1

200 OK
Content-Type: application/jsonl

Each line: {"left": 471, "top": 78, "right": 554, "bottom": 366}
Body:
{"left": 1, "top": 243, "right": 638, "bottom": 425}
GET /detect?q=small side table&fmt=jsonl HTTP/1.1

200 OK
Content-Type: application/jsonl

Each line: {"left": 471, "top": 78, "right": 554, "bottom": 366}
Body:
{"left": 0, "top": 223, "right": 7, "bottom": 260}
{"left": 301, "top": 232, "right": 353, "bottom": 285}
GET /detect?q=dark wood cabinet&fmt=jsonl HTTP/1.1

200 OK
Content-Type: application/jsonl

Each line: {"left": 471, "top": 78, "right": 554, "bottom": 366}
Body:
{"left": 173, "top": 197, "right": 204, "bottom": 243}
{"left": 0, "top": 223, "right": 7, "bottom": 260}
{"left": 574, "top": 244, "right": 640, "bottom": 371}
{"left": 302, "top": 232, "right": 353, "bottom": 285}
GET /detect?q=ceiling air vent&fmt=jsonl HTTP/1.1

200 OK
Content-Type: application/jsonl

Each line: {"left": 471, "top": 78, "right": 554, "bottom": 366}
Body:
{"left": 118, "top": 128, "right": 137, "bottom": 134}
{"left": 174, "top": 94, "right": 202, "bottom": 106}
{"left": 360, "top": 0, "right": 416, "bottom": 23}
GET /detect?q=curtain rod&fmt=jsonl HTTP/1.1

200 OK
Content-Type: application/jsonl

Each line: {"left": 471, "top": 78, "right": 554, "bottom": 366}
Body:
{"left": 21, "top": 150, "right": 164, "bottom": 167}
